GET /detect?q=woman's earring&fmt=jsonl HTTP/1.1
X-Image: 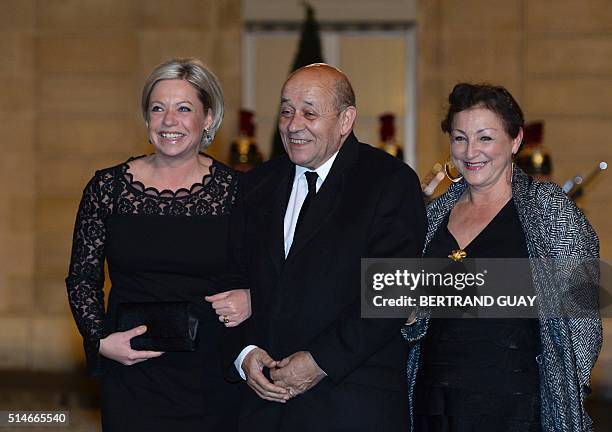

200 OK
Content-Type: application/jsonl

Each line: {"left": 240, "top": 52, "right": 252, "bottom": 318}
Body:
{"left": 200, "top": 129, "right": 211, "bottom": 150}
{"left": 444, "top": 159, "right": 463, "bottom": 183}
{"left": 145, "top": 121, "right": 153, "bottom": 145}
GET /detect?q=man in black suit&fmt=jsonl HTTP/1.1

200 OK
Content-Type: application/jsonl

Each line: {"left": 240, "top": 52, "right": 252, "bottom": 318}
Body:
{"left": 231, "top": 63, "right": 426, "bottom": 431}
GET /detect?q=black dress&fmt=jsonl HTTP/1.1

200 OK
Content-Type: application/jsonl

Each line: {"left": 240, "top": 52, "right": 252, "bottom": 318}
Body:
{"left": 66, "top": 156, "right": 241, "bottom": 431}
{"left": 414, "top": 200, "right": 542, "bottom": 431}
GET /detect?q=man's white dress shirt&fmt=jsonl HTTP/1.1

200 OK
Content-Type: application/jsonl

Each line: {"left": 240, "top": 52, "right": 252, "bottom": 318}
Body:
{"left": 234, "top": 152, "right": 339, "bottom": 378}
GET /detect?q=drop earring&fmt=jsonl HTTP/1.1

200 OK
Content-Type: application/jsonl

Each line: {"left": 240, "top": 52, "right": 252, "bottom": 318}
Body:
{"left": 199, "top": 129, "right": 211, "bottom": 150}
{"left": 444, "top": 159, "right": 463, "bottom": 183}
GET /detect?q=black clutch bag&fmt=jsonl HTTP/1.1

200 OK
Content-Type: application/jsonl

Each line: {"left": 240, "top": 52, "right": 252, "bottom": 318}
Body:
{"left": 116, "top": 302, "right": 199, "bottom": 352}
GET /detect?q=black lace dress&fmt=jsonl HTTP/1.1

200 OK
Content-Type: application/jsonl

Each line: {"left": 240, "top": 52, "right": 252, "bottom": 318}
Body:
{"left": 66, "top": 155, "right": 241, "bottom": 431}
{"left": 414, "top": 200, "right": 542, "bottom": 432}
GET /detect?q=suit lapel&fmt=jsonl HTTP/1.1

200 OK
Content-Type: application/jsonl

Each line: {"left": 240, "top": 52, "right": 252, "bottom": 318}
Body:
{"left": 286, "top": 133, "right": 360, "bottom": 262}
{"left": 259, "top": 158, "right": 293, "bottom": 274}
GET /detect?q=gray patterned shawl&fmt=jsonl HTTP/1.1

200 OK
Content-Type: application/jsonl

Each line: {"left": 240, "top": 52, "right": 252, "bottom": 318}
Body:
{"left": 402, "top": 167, "right": 602, "bottom": 431}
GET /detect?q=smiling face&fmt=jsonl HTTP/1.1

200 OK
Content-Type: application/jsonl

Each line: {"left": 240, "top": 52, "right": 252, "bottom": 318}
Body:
{"left": 147, "top": 79, "right": 212, "bottom": 159}
{"left": 278, "top": 67, "right": 356, "bottom": 169}
{"left": 450, "top": 107, "right": 522, "bottom": 191}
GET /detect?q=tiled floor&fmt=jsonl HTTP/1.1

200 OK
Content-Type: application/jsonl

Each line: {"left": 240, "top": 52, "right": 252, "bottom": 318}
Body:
{"left": 0, "top": 371, "right": 610, "bottom": 431}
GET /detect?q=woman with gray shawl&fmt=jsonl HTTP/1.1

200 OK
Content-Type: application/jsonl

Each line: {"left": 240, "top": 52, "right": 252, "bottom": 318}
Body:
{"left": 404, "top": 83, "right": 601, "bottom": 432}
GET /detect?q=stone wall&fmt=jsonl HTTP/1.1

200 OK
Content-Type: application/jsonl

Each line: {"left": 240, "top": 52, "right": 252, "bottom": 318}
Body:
{"left": 0, "top": 0, "right": 38, "bottom": 369}
{"left": 0, "top": 0, "right": 241, "bottom": 370}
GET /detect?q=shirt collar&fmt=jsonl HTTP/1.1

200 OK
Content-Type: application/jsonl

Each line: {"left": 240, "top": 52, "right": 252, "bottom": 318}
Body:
{"left": 294, "top": 150, "right": 339, "bottom": 183}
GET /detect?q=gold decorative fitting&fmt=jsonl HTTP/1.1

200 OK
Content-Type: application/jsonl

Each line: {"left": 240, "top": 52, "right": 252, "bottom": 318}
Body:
{"left": 448, "top": 249, "right": 467, "bottom": 262}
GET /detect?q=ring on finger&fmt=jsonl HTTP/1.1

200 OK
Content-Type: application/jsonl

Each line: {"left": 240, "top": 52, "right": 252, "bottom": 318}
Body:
{"left": 223, "top": 315, "right": 230, "bottom": 324}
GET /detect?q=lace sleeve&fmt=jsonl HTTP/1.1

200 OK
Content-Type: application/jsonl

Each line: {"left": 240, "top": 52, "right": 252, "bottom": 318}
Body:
{"left": 65, "top": 170, "right": 113, "bottom": 376}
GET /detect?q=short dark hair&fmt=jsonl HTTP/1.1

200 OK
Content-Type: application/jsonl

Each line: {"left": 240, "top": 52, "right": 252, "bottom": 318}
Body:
{"left": 441, "top": 83, "right": 524, "bottom": 139}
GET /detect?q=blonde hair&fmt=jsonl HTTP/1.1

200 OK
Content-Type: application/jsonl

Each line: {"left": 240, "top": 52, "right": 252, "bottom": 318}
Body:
{"left": 141, "top": 58, "right": 224, "bottom": 149}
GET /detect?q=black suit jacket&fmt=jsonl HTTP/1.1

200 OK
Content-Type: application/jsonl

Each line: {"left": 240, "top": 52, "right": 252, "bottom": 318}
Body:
{"left": 229, "top": 133, "right": 426, "bottom": 431}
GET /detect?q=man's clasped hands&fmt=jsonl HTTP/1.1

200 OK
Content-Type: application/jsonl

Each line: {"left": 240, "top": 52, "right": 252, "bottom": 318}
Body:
{"left": 241, "top": 348, "right": 326, "bottom": 402}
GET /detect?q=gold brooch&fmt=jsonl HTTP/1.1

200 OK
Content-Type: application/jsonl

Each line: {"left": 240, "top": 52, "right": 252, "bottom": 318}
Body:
{"left": 448, "top": 249, "right": 467, "bottom": 262}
